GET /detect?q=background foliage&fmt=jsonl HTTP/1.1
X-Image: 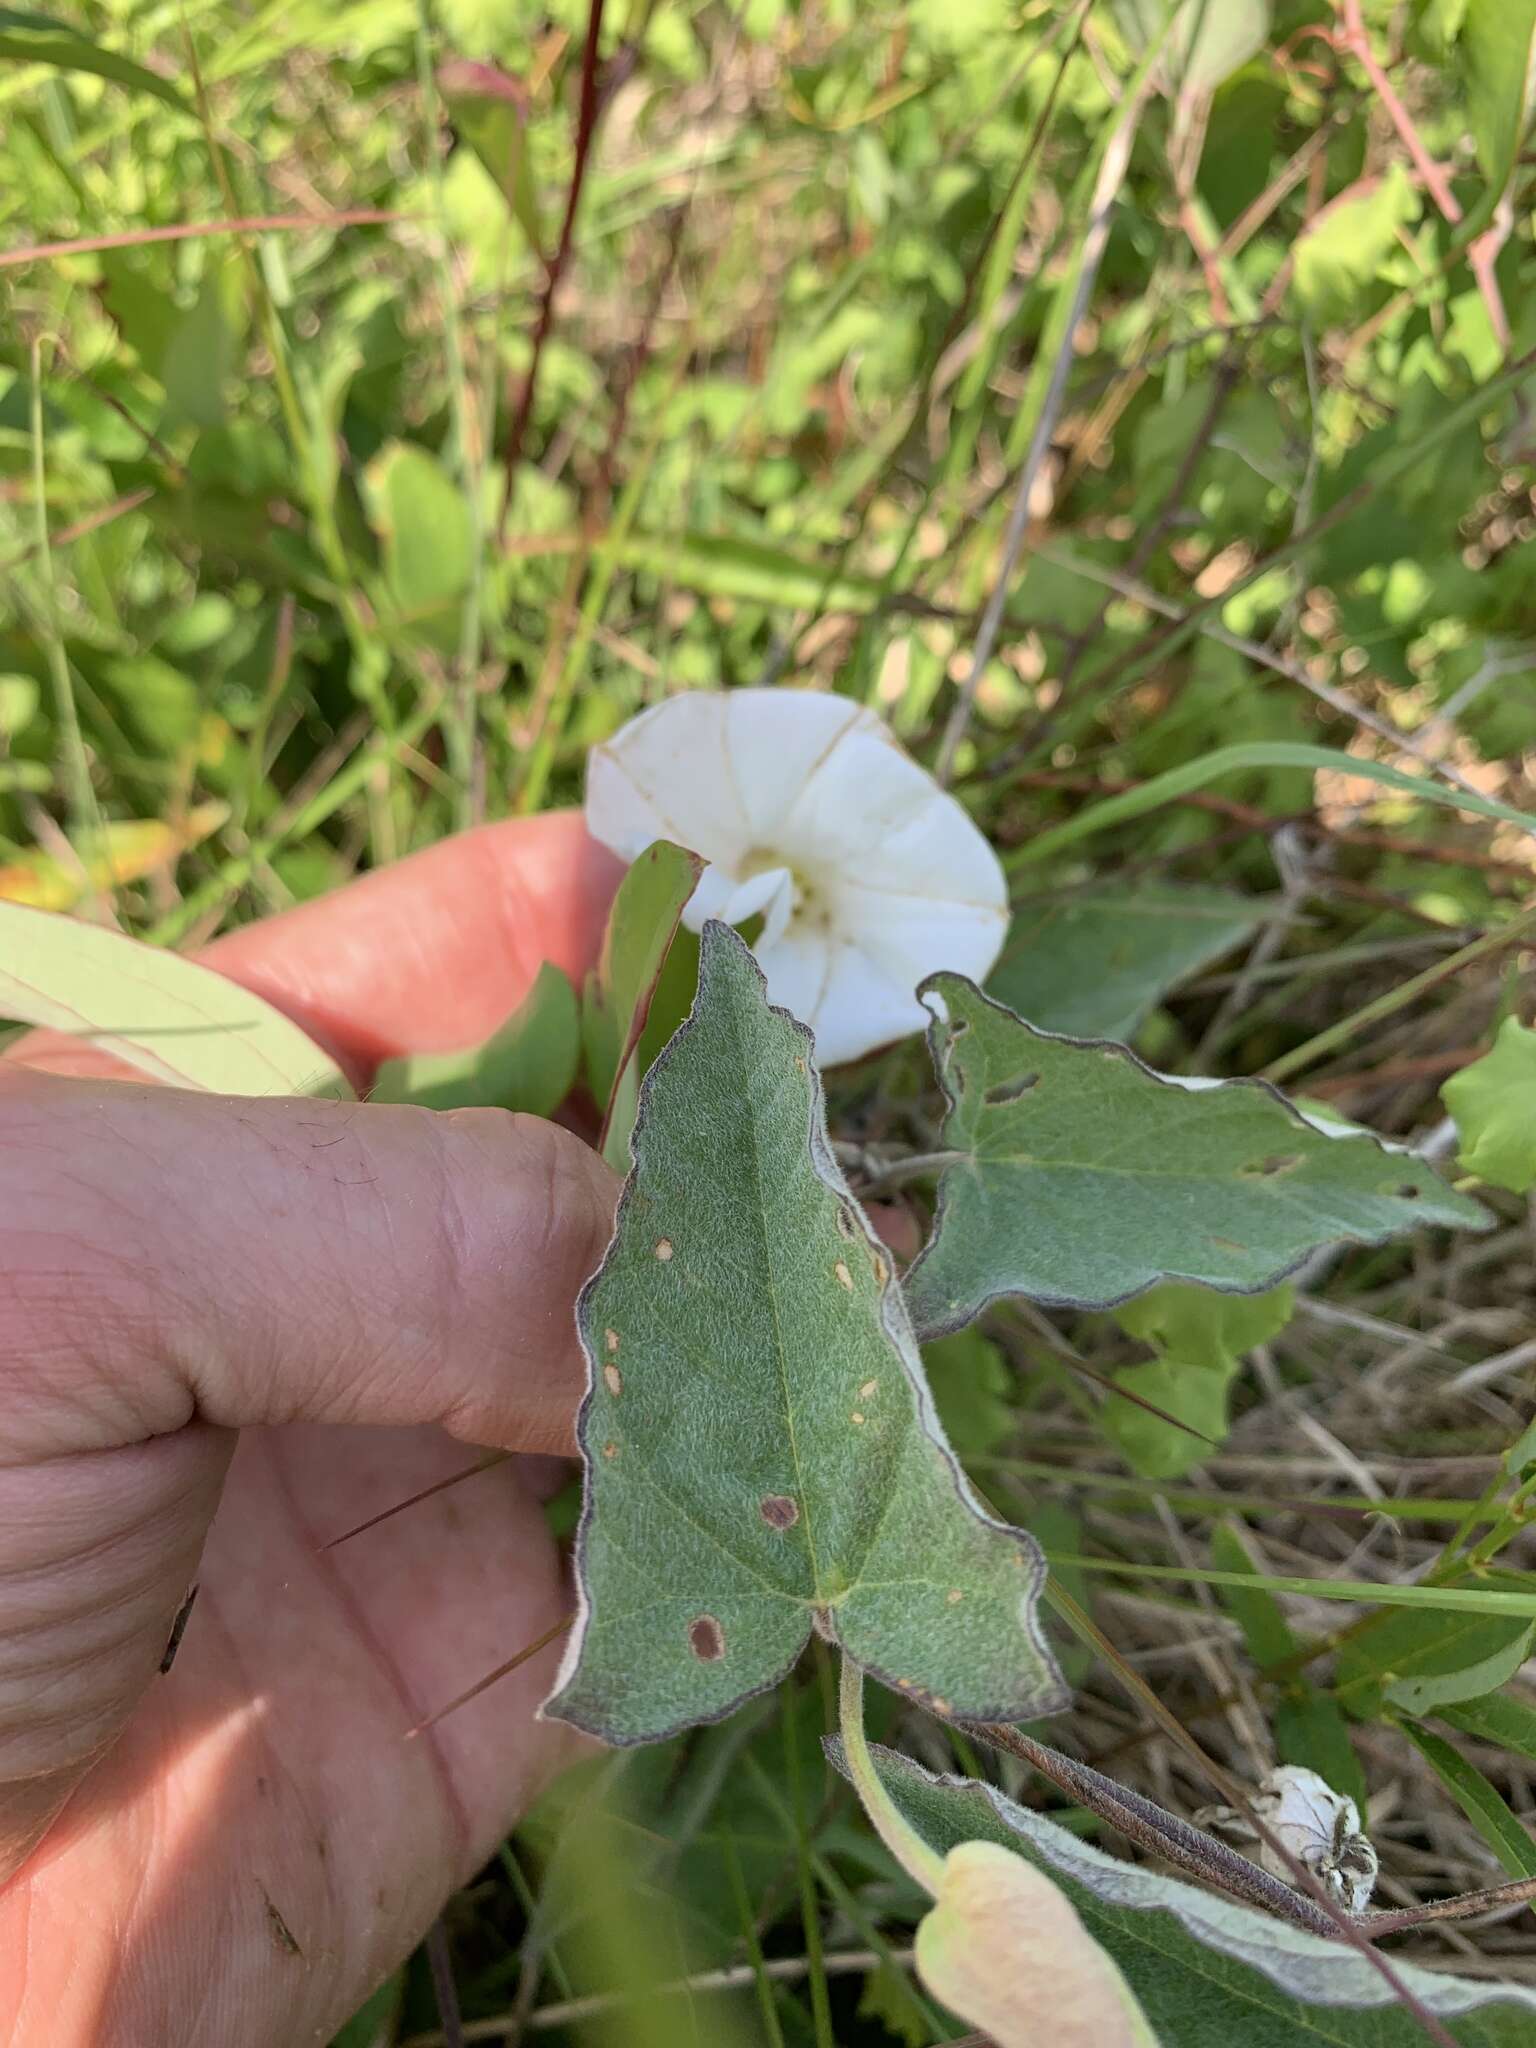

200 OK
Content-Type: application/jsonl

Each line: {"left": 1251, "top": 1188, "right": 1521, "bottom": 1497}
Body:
{"left": 4, "top": 0, "right": 1536, "bottom": 2042}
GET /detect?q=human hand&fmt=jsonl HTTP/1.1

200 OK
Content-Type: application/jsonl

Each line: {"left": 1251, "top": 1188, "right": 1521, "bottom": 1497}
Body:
{"left": 0, "top": 814, "right": 623, "bottom": 2047}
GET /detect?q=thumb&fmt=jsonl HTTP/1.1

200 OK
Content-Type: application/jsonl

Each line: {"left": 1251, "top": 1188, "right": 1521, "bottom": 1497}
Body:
{"left": 0, "top": 1073, "right": 617, "bottom": 1876}
{"left": 0, "top": 1073, "right": 618, "bottom": 1464}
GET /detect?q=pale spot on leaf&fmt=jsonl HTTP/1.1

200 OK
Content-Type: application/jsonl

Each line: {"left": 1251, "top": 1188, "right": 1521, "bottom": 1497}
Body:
{"left": 947, "top": 1588, "right": 964, "bottom": 1604}
{"left": 851, "top": 1410, "right": 866, "bottom": 1425}
{"left": 604, "top": 1363, "right": 623, "bottom": 1397}
{"left": 654, "top": 1238, "right": 674, "bottom": 1261}
{"left": 605, "top": 1328, "right": 620, "bottom": 1353}
{"left": 602, "top": 1441, "right": 619, "bottom": 1461}
{"left": 834, "top": 1259, "right": 853, "bottom": 1290}
{"left": 859, "top": 1378, "right": 878, "bottom": 1398}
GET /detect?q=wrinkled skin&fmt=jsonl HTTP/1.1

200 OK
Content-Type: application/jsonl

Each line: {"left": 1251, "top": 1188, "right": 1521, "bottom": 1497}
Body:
{"left": 0, "top": 815, "right": 624, "bottom": 2047}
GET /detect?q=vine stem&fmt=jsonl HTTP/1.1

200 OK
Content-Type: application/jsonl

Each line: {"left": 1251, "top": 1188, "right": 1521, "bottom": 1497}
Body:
{"left": 838, "top": 1658, "right": 945, "bottom": 1898}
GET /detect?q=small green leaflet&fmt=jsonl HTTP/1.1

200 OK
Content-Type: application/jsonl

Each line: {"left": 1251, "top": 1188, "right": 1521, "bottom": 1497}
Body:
{"left": 1440, "top": 1689, "right": 1536, "bottom": 1764}
{"left": 580, "top": 839, "right": 703, "bottom": 1170}
{"left": 1105, "top": 1284, "right": 1293, "bottom": 1479}
{"left": 371, "top": 961, "right": 577, "bottom": 1115}
{"left": 1459, "top": 0, "right": 1536, "bottom": 191}
{"left": 989, "top": 881, "right": 1263, "bottom": 1043}
{"left": 0, "top": 8, "right": 195, "bottom": 116}
{"left": 828, "top": 1743, "right": 1536, "bottom": 2045}
{"left": 1444, "top": 1017, "right": 1536, "bottom": 1194}
{"left": 544, "top": 924, "right": 1066, "bottom": 1746}
{"left": 904, "top": 975, "right": 1486, "bottom": 1336}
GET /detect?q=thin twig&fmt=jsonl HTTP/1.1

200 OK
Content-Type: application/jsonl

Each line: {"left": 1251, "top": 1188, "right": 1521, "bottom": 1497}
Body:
{"left": 497, "top": 0, "right": 609, "bottom": 534}
{"left": 0, "top": 209, "right": 403, "bottom": 271}
{"left": 425, "top": 1918, "right": 465, "bottom": 2048}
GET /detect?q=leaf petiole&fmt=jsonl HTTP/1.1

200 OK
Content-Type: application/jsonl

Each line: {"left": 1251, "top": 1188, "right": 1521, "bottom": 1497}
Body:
{"left": 837, "top": 1657, "right": 946, "bottom": 1898}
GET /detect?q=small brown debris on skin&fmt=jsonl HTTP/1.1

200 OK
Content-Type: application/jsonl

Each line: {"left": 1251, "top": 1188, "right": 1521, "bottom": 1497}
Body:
{"left": 603, "top": 1363, "right": 623, "bottom": 1397}
{"left": 834, "top": 1259, "right": 853, "bottom": 1290}
{"left": 688, "top": 1614, "right": 725, "bottom": 1660}
{"left": 605, "top": 1328, "right": 620, "bottom": 1353}
{"left": 259, "top": 1885, "right": 302, "bottom": 1958}
{"left": 760, "top": 1493, "right": 799, "bottom": 1529}
{"left": 859, "top": 1378, "right": 878, "bottom": 1398}
{"left": 654, "top": 1238, "right": 674, "bottom": 1261}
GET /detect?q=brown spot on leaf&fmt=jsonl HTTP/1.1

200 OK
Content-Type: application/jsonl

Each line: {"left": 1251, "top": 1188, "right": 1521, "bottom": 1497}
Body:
{"left": 1243, "top": 1153, "right": 1301, "bottom": 1178}
{"left": 1397, "top": 1183, "right": 1421, "bottom": 1200}
{"left": 688, "top": 1614, "right": 725, "bottom": 1661}
{"left": 1210, "top": 1234, "right": 1247, "bottom": 1253}
{"left": 760, "top": 1494, "right": 799, "bottom": 1529}
{"left": 834, "top": 1259, "right": 853, "bottom": 1291}
{"left": 794, "top": 1055, "right": 807, "bottom": 1074}
{"left": 947, "top": 1588, "right": 964, "bottom": 1604}
{"left": 870, "top": 1251, "right": 889, "bottom": 1285}
{"left": 836, "top": 1204, "right": 856, "bottom": 1240}
{"left": 604, "top": 1363, "right": 623, "bottom": 1397}
{"left": 602, "top": 1440, "right": 619, "bottom": 1460}
{"left": 654, "top": 1238, "right": 674, "bottom": 1261}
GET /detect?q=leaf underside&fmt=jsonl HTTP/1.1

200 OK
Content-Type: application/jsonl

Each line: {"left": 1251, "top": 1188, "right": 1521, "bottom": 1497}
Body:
{"left": 905, "top": 975, "right": 1487, "bottom": 1337}
{"left": 829, "top": 1743, "right": 1536, "bottom": 2046}
{"left": 544, "top": 923, "right": 1066, "bottom": 1746}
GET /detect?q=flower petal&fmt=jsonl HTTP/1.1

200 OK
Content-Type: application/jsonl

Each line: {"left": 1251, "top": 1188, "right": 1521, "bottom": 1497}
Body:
{"left": 757, "top": 926, "right": 928, "bottom": 1066}
{"left": 586, "top": 694, "right": 752, "bottom": 867}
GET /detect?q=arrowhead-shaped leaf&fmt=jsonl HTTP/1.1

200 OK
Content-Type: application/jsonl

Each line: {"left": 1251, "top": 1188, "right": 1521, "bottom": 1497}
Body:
{"left": 905, "top": 975, "right": 1487, "bottom": 1336}
{"left": 1444, "top": 1017, "right": 1536, "bottom": 1194}
{"left": 545, "top": 924, "right": 1066, "bottom": 1746}
{"left": 829, "top": 1743, "right": 1536, "bottom": 2046}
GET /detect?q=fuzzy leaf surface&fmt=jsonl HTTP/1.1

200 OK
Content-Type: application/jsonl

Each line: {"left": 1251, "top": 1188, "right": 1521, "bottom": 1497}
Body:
{"left": 545, "top": 924, "right": 1064, "bottom": 1745}
{"left": 905, "top": 975, "right": 1486, "bottom": 1335}
{"left": 827, "top": 1743, "right": 1536, "bottom": 2045}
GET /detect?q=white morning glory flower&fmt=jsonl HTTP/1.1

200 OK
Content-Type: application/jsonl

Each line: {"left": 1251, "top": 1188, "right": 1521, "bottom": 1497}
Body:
{"left": 585, "top": 688, "right": 1009, "bottom": 1065}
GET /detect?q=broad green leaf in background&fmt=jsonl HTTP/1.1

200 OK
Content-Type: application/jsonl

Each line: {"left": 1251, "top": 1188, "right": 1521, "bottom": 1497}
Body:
{"left": 1104, "top": 1284, "right": 1293, "bottom": 1478}
{"left": 1210, "top": 1519, "right": 1301, "bottom": 1671}
{"left": 1443, "top": 1018, "right": 1536, "bottom": 1194}
{"left": 921, "top": 1327, "right": 1016, "bottom": 1464}
{"left": 371, "top": 960, "right": 577, "bottom": 1115}
{"left": 988, "top": 882, "right": 1263, "bottom": 1043}
{"left": 830, "top": 1744, "right": 1536, "bottom": 2044}
{"left": 1336, "top": 1599, "right": 1536, "bottom": 1718}
{"left": 1293, "top": 164, "right": 1420, "bottom": 327}
{"left": 1115, "top": 0, "right": 1271, "bottom": 96}
{"left": 1459, "top": 0, "right": 1536, "bottom": 190}
{"left": 581, "top": 838, "right": 703, "bottom": 1170}
{"left": 1398, "top": 1722, "right": 1536, "bottom": 1887}
{"left": 0, "top": 901, "right": 351, "bottom": 1098}
{"left": 362, "top": 441, "right": 476, "bottom": 619}
{"left": 904, "top": 976, "right": 1485, "bottom": 1336}
{"left": 1440, "top": 1689, "right": 1536, "bottom": 1762}
{"left": 544, "top": 924, "right": 1066, "bottom": 1746}
{"left": 438, "top": 59, "right": 544, "bottom": 255}
{"left": 0, "top": 8, "right": 194, "bottom": 115}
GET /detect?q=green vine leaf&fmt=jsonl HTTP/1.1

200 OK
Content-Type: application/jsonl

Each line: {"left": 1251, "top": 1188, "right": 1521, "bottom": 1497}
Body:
{"left": 905, "top": 975, "right": 1487, "bottom": 1337}
{"left": 828, "top": 1742, "right": 1536, "bottom": 2045}
{"left": 544, "top": 923, "right": 1066, "bottom": 1746}
{"left": 1443, "top": 1017, "right": 1536, "bottom": 1194}
{"left": 1104, "top": 1284, "right": 1294, "bottom": 1479}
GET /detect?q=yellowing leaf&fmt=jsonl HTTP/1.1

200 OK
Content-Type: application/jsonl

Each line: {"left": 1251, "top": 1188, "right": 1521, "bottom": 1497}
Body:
{"left": 914, "top": 1840, "right": 1156, "bottom": 2048}
{"left": 0, "top": 900, "right": 350, "bottom": 1098}
{"left": 0, "top": 804, "right": 228, "bottom": 912}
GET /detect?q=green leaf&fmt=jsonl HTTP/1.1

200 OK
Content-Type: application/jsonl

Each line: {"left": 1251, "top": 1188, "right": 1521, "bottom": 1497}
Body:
{"left": 1399, "top": 1722, "right": 1536, "bottom": 1884}
{"left": 161, "top": 249, "right": 244, "bottom": 429}
{"left": 362, "top": 441, "right": 476, "bottom": 619}
{"left": 1460, "top": 0, "right": 1536, "bottom": 190}
{"left": 988, "top": 882, "right": 1263, "bottom": 1043}
{"left": 438, "top": 59, "right": 544, "bottom": 255}
{"left": 1293, "top": 164, "right": 1421, "bottom": 326}
{"left": 0, "top": 901, "right": 351, "bottom": 1098}
{"left": 1210, "top": 1520, "right": 1300, "bottom": 1670}
{"left": 1273, "top": 1692, "right": 1368, "bottom": 1817}
{"left": 581, "top": 840, "right": 703, "bottom": 1170}
{"left": 544, "top": 924, "right": 1066, "bottom": 1746}
{"left": 921, "top": 1328, "right": 1016, "bottom": 1464}
{"left": 1105, "top": 1285, "right": 1293, "bottom": 1478}
{"left": 905, "top": 976, "right": 1485, "bottom": 1336}
{"left": 371, "top": 961, "right": 578, "bottom": 1115}
{"left": 1337, "top": 1600, "right": 1536, "bottom": 1718}
{"left": 829, "top": 1743, "right": 1536, "bottom": 2043}
{"left": 1444, "top": 1018, "right": 1536, "bottom": 1194}
{"left": 0, "top": 8, "right": 195, "bottom": 115}
{"left": 1115, "top": 0, "right": 1271, "bottom": 95}
{"left": 1440, "top": 1689, "right": 1536, "bottom": 1761}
